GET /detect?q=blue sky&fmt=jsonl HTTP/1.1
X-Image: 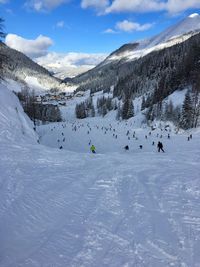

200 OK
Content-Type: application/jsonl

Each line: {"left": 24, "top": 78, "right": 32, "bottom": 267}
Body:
{"left": 1, "top": 0, "right": 200, "bottom": 75}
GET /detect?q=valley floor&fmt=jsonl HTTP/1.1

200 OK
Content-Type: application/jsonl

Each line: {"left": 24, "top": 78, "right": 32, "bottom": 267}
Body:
{"left": 0, "top": 119, "right": 200, "bottom": 267}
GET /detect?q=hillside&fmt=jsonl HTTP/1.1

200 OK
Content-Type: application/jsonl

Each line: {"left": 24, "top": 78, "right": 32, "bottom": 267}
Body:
{"left": 0, "top": 42, "right": 68, "bottom": 92}
{"left": 70, "top": 13, "right": 200, "bottom": 97}
{"left": 0, "top": 83, "right": 38, "bottom": 144}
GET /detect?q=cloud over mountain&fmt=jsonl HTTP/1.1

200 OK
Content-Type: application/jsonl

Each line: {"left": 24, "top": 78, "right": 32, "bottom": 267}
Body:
{"left": 116, "top": 20, "right": 153, "bottom": 32}
{"left": 5, "top": 34, "right": 53, "bottom": 58}
{"left": 36, "top": 51, "right": 107, "bottom": 78}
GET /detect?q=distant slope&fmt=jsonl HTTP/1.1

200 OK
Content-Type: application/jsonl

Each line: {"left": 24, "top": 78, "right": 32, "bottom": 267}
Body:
{"left": 0, "top": 42, "right": 67, "bottom": 92}
{"left": 70, "top": 13, "right": 200, "bottom": 96}
{"left": 104, "top": 13, "right": 200, "bottom": 64}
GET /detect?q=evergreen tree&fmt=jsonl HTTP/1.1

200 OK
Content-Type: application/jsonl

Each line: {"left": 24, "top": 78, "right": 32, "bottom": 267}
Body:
{"left": 106, "top": 97, "right": 112, "bottom": 111}
{"left": 173, "top": 106, "right": 181, "bottom": 126}
{"left": 145, "top": 105, "right": 155, "bottom": 122}
{"left": 113, "top": 99, "right": 118, "bottom": 110}
{"left": 141, "top": 96, "right": 146, "bottom": 111}
{"left": 75, "top": 102, "right": 87, "bottom": 119}
{"left": 191, "top": 81, "right": 200, "bottom": 128}
{"left": 96, "top": 96, "right": 114, "bottom": 117}
{"left": 116, "top": 102, "right": 122, "bottom": 120}
{"left": 127, "top": 99, "right": 134, "bottom": 119}
{"left": 122, "top": 98, "right": 129, "bottom": 120}
{"left": 180, "top": 91, "right": 193, "bottom": 129}
{"left": 122, "top": 96, "right": 134, "bottom": 120}
{"left": 91, "top": 104, "right": 95, "bottom": 117}
{"left": 102, "top": 104, "right": 107, "bottom": 117}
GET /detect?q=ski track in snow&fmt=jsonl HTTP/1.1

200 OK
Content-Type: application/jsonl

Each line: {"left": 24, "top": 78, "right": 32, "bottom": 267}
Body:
{"left": 1, "top": 84, "right": 200, "bottom": 267}
{"left": 0, "top": 117, "right": 200, "bottom": 267}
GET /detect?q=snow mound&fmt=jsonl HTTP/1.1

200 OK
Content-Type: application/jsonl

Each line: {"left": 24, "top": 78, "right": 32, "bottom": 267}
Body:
{"left": 0, "top": 83, "right": 38, "bottom": 144}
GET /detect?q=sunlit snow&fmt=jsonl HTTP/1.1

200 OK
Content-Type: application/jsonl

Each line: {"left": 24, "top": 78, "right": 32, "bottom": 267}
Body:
{"left": 0, "top": 83, "right": 200, "bottom": 267}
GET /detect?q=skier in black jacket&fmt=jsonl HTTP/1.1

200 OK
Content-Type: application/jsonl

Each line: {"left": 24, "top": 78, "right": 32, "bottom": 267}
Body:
{"left": 157, "top": 141, "right": 164, "bottom": 152}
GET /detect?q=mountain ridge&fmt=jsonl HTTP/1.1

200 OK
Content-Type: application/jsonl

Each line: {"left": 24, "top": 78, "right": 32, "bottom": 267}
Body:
{"left": 103, "top": 13, "right": 200, "bottom": 65}
{"left": 0, "top": 42, "right": 68, "bottom": 92}
{"left": 69, "top": 13, "right": 200, "bottom": 94}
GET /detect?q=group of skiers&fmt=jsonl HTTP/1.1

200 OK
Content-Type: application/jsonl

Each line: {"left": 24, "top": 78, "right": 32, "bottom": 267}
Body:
{"left": 91, "top": 141, "right": 165, "bottom": 154}
{"left": 123, "top": 141, "right": 164, "bottom": 152}
{"left": 57, "top": 121, "right": 168, "bottom": 154}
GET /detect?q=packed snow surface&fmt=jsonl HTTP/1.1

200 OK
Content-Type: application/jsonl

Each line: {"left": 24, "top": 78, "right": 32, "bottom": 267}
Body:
{"left": 0, "top": 85, "right": 200, "bottom": 267}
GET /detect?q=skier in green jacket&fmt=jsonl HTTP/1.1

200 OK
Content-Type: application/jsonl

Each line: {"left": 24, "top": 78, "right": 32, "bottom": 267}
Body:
{"left": 90, "top": 144, "right": 96, "bottom": 153}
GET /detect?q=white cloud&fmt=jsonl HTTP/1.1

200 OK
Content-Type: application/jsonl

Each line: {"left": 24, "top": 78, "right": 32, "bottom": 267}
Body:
{"left": 105, "top": 0, "right": 165, "bottom": 13}
{"left": 36, "top": 51, "right": 107, "bottom": 68}
{"left": 56, "top": 21, "right": 65, "bottom": 28}
{"left": 103, "top": 28, "right": 117, "bottom": 34}
{"left": 25, "top": 0, "right": 70, "bottom": 12}
{"left": 166, "top": 0, "right": 200, "bottom": 14}
{"left": 81, "top": 0, "right": 110, "bottom": 12}
{"left": 5, "top": 34, "right": 53, "bottom": 58}
{"left": 116, "top": 20, "right": 153, "bottom": 32}
{"left": 36, "top": 51, "right": 107, "bottom": 78}
{"left": 81, "top": 0, "right": 200, "bottom": 15}
{"left": 104, "top": 20, "right": 153, "bottom": 34}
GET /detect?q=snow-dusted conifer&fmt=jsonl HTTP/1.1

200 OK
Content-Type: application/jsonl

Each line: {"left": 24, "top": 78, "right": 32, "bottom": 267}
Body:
{"left": 180, "top": 91, "right": 193, "bottom": 129}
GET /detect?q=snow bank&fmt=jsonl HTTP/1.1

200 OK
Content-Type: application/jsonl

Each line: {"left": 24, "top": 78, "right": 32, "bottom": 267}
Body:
{"left": 0, "top": 83, "right": 38, "bottom": 144}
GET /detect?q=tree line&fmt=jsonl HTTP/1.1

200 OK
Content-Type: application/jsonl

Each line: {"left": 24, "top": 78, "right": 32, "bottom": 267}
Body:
{"left": 16, "top": 89, "right": 62, "bottom": 124}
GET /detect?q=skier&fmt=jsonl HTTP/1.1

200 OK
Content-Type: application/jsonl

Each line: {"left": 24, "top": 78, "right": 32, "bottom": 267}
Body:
{"left": 90, "top": 144, "right": 96, "bottom": 153}
{"left": 124, "top": 145, "right": 129, "bottom": 151}
{"left": 157, "top": 141, "right": 164, "bottom": 152}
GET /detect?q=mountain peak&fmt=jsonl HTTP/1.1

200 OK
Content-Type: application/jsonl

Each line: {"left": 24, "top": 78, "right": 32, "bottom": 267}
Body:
{"left": 188, "top": 13, "right": 199, "bottom": 18}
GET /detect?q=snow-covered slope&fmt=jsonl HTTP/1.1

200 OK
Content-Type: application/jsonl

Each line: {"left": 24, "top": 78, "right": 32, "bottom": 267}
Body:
{"left": 139, "top": 13, "right": 200, "bottom": 49}
{"left": 105, "top": 13, "right": 200, "bottom": 64}
{"left": 0, "top": 43, "right": 70, "bottom": 93}
{"left": 0, "top": 83, "right": 38, "bottom": 144}
{"left": 0, "top": 79, "right": 200, "bottom": 266}
{"left": 1, "top": 111, "right": 200, "bottom": 266}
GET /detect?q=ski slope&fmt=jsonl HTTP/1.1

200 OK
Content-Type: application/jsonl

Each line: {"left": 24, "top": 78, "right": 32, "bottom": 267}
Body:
{"left": 0, "top": 85, "right": 200, "bottom": 267}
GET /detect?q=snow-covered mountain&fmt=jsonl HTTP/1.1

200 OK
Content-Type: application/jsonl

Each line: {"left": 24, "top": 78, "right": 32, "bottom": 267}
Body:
{"left": 104, "top": 13, "right": 200, "bottom": 64}
{"left": 71, "top": 13, "right": 200, "bottom": 94}
{"left": 0, "top": 42, "right": 69, "bottom": 93}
